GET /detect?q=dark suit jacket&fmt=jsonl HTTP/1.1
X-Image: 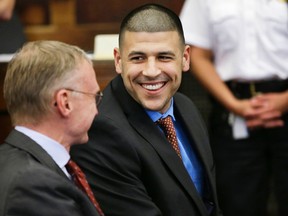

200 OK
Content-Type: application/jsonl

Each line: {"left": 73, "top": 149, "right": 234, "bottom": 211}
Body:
{"left": 0, "top": 130, "right": 100, "bottom": 216}
{"left": 71, "top": 75, "right": 222, "bottom": 216}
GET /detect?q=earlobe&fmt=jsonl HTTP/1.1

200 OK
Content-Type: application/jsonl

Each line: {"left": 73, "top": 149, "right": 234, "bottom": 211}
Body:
{"left": 114, "top": 48, "right": 122, "bottom": 74}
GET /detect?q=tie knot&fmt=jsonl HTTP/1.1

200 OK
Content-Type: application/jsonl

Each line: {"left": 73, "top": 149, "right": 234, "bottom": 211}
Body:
{"left": 66, "top": 159, "right": 76, "bottom": 168}
{"left": 66, "top": 160, "right": 83, "bottom": 177}
{"left": 156, "top": 115, "right": 173, "bottom": 129}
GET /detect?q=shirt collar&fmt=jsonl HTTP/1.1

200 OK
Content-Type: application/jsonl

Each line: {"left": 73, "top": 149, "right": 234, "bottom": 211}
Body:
{"left": 145, "top": 98, "right": 175, "bottom": 122}
{"left": 15, "top": 126, "right": 70, "bottom": 170}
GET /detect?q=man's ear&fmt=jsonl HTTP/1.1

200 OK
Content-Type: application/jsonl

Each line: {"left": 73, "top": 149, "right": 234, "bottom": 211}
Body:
{"left": 54, "top": 89, "right": 72, "bottom": 117}
{"left": 114, "top": 47, "right": 122, "bottom": 74}
{"left": 182, "top": 45, "right": 190, "bottom": 72}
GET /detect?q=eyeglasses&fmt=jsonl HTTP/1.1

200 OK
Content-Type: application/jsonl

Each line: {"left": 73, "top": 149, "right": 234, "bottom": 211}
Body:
{"left": 65, "top": 88, "right": 103, "bottom": 106}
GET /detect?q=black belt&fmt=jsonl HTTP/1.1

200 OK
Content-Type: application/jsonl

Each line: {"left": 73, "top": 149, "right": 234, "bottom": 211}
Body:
{"left": 225, "top": 79, "right": 288, "bottom": 99}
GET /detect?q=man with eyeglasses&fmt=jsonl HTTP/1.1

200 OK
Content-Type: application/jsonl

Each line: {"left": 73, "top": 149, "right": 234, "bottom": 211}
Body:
{"left": 0, "top": 40, "right": 104, "bottom": 216}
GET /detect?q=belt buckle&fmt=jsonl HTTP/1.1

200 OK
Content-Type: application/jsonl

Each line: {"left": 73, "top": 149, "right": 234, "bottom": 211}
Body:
{"left": 249, "top": 82, "right": 261, "bottom": 97}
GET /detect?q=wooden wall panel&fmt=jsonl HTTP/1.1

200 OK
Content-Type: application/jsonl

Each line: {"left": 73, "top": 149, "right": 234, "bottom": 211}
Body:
{"left": 76, "top": 0, "right": 184, "bottom": 24}
{"left": 16, "top": 0, "right": 184, "bottom": 51}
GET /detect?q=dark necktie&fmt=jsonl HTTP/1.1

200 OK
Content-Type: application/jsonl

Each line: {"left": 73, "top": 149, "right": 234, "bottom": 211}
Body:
{"left": 156, "top": 116, "right": 182, "bottom": 159}
{"left": 66, "top": 160, "right": 105, "bottom": 216}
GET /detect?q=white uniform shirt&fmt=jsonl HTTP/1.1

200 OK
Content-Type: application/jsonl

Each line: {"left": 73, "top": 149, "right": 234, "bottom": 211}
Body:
{"left": 180, "top": 0, "right": 288, "bottom": 82}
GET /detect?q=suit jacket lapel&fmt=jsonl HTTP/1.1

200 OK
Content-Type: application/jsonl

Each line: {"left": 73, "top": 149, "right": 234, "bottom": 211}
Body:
{"left": 112, "top": 76, "right": 209, "bottom": 215}
{"left": 5, "top": 129, "right": 68, "bottom": 179}
{"left": 174, "top": 99, "right": 212, "bottom": 172}
{"left": 129, "top": 112, "right": 208, "bottom": 215}
{"left": 174, "top": 96, "right": 216, "bottom": 200}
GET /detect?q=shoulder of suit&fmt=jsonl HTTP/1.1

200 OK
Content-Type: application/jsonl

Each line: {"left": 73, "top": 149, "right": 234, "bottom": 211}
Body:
{"left": 174, "top": 92, "right": 196, "bottom": 106}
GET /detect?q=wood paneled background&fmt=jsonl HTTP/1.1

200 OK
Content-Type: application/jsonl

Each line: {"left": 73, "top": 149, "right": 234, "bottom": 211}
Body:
{"left": 16, "top": 0, "right": 185, "bottom": 52}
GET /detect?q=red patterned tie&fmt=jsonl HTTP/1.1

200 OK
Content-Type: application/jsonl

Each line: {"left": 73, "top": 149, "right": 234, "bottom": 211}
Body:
{"left": 156, "top": 116, "right": 182, "bottom": 159}
{"left": 66, "top": 160, "right": 105, "bottom": 216}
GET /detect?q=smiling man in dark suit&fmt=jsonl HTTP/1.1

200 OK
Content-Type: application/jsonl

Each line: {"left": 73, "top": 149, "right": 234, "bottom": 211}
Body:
{"left": 71, "top": 4, "right": 222, "bottom": 216}
{"left": 0, "top": 40, "right": 104, "bottom": 216}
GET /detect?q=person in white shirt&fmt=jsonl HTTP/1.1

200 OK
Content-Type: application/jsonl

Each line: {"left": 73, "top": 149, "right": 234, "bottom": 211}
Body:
{"left": 180, "top": 0, "right": 288, "bottom": 215}
{"left": 0, "top": 40, "right": 103, "bottom": 216}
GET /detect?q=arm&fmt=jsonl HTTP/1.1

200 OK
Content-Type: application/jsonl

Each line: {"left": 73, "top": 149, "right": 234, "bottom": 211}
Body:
{"left": 190, "top": 46, "right": 251, "bottom": 116}
{"left": 190, "top": 46, "right": 285, "bottom": 129}
{"left": 0, "top": 0, "right": 15, "bottom": 20}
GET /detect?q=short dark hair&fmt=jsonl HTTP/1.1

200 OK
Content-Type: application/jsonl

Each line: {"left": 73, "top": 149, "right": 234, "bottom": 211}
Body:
{"left": 119, "top": 4, "right": 185, "bottom": 47}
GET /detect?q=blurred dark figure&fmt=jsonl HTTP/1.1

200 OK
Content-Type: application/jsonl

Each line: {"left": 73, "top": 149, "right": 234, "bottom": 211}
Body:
{"left": 0, "top": 0, "right": 26, "bottom": 53}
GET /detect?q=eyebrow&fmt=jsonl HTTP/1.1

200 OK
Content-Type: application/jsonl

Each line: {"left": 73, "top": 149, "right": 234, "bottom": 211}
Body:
{"left": 158, "top": 51, "right": 175, "bottom": 56}
{"left": 128, "top": 51, "right": 145, "bottom": 57}
{"left": 128, "top": 50, "right": 175, "bottom": 57}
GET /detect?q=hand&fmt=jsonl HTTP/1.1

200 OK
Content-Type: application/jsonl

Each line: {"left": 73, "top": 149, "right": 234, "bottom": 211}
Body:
{"left": 243, "top": 92, "right": 288, "bottom": 129}
{"left": 0, "top": 0, "right": 16, "bottom": 21}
